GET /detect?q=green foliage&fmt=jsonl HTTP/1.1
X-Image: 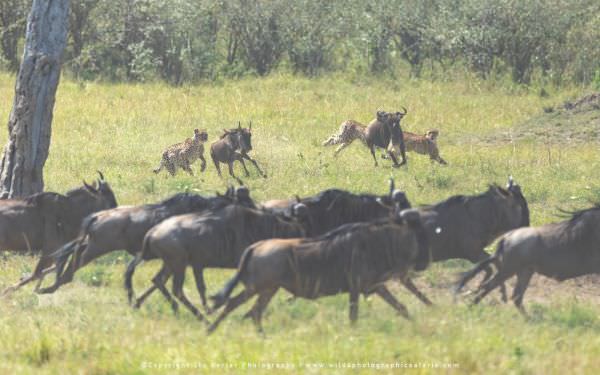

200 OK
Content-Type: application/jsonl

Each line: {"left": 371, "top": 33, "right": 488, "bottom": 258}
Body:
{"left": 2, "top": 0, "right": 600, "bottom": 85}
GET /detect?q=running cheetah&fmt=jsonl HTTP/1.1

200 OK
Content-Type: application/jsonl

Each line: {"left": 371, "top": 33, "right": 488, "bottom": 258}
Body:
{"left": 154, "top": 129, "right": 208, "bottom": 176}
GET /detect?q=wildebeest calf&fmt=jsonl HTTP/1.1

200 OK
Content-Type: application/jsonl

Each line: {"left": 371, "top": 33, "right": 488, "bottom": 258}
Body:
{"left": 210, "top": 121, "right": 266, "bottom": 184}
{"left": 457, "top": 204, "right": 600, "bottom": 315}
{"left": 207, "top": 208, "right": 436, "bottom": 333}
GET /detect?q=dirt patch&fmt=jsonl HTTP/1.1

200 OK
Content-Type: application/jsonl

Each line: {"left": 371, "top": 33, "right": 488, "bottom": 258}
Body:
{"left": 482, "top": 92, "right": 600, "bottom": 145}
{"left": 403, "top": 268, "right": 600, "bottom": 307}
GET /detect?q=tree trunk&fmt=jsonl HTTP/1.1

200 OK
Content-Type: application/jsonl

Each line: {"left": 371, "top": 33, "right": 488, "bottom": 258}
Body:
{"left": 0, "top": 0, "right": 69, "bottom": 199}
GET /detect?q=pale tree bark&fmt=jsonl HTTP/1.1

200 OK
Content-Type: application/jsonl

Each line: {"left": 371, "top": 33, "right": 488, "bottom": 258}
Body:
{"left": 0, "top": 0, "right": 69, "bottom": 198}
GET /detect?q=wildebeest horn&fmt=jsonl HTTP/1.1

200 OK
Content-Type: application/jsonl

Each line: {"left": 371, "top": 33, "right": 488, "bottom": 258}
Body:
{"left": 507, "top": 175, "right": 514, "bottom": 189}
{"left": 249, "top": 121, "right": 252, "bottom": 130}
{"left": 375, "top": 197, "right": 392, "bottom": 208}
{"left": 97, "top": 170, "right": 105, "bottom": 181}
{"left": 399, "top": 208, "right": 420, "bottom": 223}
{"left": 292, "top": 203, "right": 309, "bottom": 218}
{"left": 295, "top": 195, "right": 301, "bottom": 203}
{"left": 399, "top": 106, "right": 407, "bottom": 115}
{"left": 388, "top": 178, "right": 395, "bottom": 196}
{"left": 238, "top": 121, "right": 242, "bottom": 130}
{"left": 83, "top": 180, "right": 97, "bottom": 193}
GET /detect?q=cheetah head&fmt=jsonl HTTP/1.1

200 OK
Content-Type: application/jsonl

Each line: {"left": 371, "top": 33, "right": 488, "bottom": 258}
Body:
{"left": 194, "top": 128, "right": 208, "bottom": 143}
{"left": 426, "top": 130, "right": 439, "bottom": 141}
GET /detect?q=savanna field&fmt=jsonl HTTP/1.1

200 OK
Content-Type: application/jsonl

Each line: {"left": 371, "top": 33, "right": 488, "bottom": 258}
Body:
{"left": 1, "top": 72, "right": 600, "bottom": 374}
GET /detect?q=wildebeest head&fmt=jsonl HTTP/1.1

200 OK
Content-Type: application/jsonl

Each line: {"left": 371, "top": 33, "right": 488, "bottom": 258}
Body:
{"left": 395, "top": 208, "right": 439, "bottom": 272}
{"left": 484, "top": 178, "right": 529, "bottom": 230}
{"left": 193, "top": 128, "right": 209, "bottom": 143}
{"left": 506, "top": 176, "right": 530, "bottom": 227}
{"left": 79, "top": 171, "right": 118, "bottom": 209}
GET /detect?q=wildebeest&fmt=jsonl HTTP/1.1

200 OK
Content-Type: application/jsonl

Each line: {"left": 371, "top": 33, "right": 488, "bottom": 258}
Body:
{"left": 1, "top": 172, "right": 118, "bottom": 293}
{"left": 207, "top": 208, "right": 436, "bottom": 333}
{"left": 365, "top": 109, "right": 407, "bottom": 167}
{"left": 422, "top": 178, "right": 530, "bottom": 300}
{"left": 210, "top": 121, "right": 266, "bottom": 184}
{"left": 37, "top": 186, "right": 255, "bottom": 294}
{"left": 456, "top": 204, "right": 600, "bottom": 314}
{"left": 124, "top": 202, "right": 309, "bottom": 320}
{"left": 260, "top": 179, "right": 412, "bottom": 236}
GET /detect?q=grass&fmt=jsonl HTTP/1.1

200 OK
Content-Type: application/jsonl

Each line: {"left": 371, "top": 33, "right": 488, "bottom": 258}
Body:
{"left": 1, "top": 72, "right": 600, "bottom": 374}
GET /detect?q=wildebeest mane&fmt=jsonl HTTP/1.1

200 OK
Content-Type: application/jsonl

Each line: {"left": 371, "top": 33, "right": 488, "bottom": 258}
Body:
{"left": 555, "top": 204, "right": 600, "bottom": 250}
{"left": 425, "top": 185, "right": 501, "bottom": 212}
{"left": 219, "top": 128, "right": 241, "bottom": 139}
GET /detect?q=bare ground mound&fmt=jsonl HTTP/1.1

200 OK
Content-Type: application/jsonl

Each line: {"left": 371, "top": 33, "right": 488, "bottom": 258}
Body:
{"left": 483, "top": 92, "right": 600, "bottom": 144}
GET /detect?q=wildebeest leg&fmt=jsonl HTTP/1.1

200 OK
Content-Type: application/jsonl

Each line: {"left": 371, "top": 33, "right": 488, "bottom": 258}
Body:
{"left": 212, "top": 156, "right": 222, "bottom": 177}
{"left": 248, "top": 288, "right": 278, "bottom": 333}
{"left": 134, "top": 266, "right": 172, "bottom": 309}
{"left": 38, "top": 242, "right": 109, "bottom": 294}
{"left": 3, "top": 255, "right": 54, "bottom": 295}
{"left": 171, "top": 264, "right": 208, "bottom": 323}
{"left": 512, "top": 269, "right": 534, "bottom": 316}
{"left": 199, "top": 154, "right": 207, "bottom": 172}
{"left": 472, "top": 251, "right": 507, "bottom": 303}
{"left": 192, "top": 266, "right": 210, "bottom": 312}
{"left": 153, "top": 270, "right": 179, "bottom": 314}
{"left": 227, "top": 161, "right": 244, "bottom": 185}
{"left": 349, "top": 289, "right": 360, "bottom": 323}
{"left": 473, "top": 271, "right": 513, "bottom": 305}
{"left": 396, "top": 133, "right": 407, "bottom": 166}
{"left": 368, "top": 145, "right": 379, "bottom": 167}
{"left": 386, "top": 149, "right": 401, "bottom": 168}
{"left": 207, "top": 291, "right": 254, "bottom": 334}
{"left": 401, "top": 278, "right": 433, "bottom": 306}
{"left": 375, "top": 285, "right": 411, "bottom": 320}
{"left": 241, "top": 153, "right": 267, "bottom": 178}
{"left": 236, "top": 156, "right": 251, "bottom": 177}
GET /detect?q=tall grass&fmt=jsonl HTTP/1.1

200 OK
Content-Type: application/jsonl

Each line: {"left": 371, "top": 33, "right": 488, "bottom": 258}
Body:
{"left": 0, "top": 73, "right": 599, "bottom": 373}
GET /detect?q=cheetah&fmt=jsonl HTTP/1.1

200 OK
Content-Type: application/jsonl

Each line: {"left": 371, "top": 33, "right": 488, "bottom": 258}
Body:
{"left": 153, "top": 129, "right": 209, "bottom": 176}
{"left": 388, "top": 129, "right": 447, "bottom": 165}
{"left": 322, "top": 120, "right": 368, "bottom": 156}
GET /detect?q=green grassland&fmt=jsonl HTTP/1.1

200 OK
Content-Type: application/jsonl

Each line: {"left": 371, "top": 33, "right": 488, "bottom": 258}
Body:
{"left": 0, "top": 72, "right": 599, "bottom": 374}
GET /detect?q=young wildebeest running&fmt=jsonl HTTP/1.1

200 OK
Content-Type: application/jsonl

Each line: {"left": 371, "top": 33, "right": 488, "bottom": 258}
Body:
{"left": 456, "top": 204, "right": 600, "bottom": 315}
{"left": 210, "top": 121, "right": 266, "bottom": 184}
{"left": 207, "top": 208, "right": 436, "bottom": 333}
{"left": 124, "top": 202, "right": 310, "bottom": 320}
{"left": 1, "top": 172, "right": 117, "bottom": 294}
{"left": 420, "top": 178, "right": 530, "bottom": 301}
{"left": 37, "top": 187, "right": 254, "bottom": 295}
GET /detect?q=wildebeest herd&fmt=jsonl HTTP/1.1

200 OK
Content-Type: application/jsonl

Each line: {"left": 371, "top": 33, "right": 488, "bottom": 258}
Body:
{"left": 0, "top": 112, "right": 598, "bottom": 334}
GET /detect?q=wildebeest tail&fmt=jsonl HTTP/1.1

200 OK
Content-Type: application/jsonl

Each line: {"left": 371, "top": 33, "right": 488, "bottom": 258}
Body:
{"left": 454, "top": 239, "right": 505, "bottom": 295}
{"left": 210, "top": 247, "right": 255, "bottom": 310}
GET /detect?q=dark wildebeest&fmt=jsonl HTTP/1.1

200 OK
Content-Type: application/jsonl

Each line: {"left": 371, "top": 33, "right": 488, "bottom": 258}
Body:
{"left": 207, "top": 208, "right": 437, "bottom": 333}
{"left": 210, "top": 121, "right": 266, "bottom": 184}
{"left": 422, "top": 178, "right": 530, "bottom": 301}
{"left": 124, "top": 202, "right": 310, "bottom": 320}
{"left": 37, "top": 186, "right": 255, "bottom": 294}
{"left": 1, "top": 172, "right": 118, "bottom": 294}
{"left": 457, "top": 204, "right": 600, "bottom": 315}
{"left": 260, "top": 179, "right": 412, "bottom": 236}
{"left": 365, "top": 109, "right": 407, "bottom": 167}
